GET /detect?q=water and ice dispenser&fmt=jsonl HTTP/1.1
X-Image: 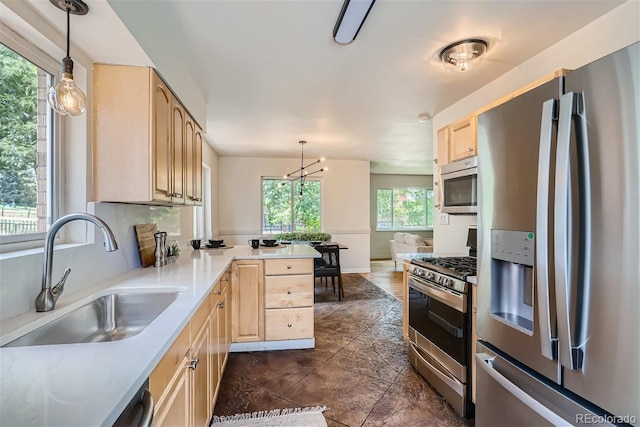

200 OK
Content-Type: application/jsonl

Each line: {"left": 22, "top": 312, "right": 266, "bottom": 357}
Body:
{"left": 490, "top": 230, "right": 535, "bottom": 335}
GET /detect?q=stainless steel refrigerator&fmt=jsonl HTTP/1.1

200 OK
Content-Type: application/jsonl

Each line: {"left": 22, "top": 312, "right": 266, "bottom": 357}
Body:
{"left": 476, "top": 42, "right": 639, "bottom": 426}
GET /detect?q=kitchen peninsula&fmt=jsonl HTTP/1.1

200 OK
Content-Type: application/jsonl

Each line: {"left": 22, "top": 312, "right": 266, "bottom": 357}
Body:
{"left": 0, "top": 244, "right": 319, "bottom": 426}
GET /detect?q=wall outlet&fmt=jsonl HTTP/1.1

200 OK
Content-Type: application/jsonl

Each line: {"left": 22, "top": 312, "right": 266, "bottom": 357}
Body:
{"left": 439, "top": 213, "right": 450, "bottom": 225}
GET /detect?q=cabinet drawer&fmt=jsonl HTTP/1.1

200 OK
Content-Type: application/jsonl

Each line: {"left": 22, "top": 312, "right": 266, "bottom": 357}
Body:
{"left": 264, "top": 258, "right": 313, "bottom": 276}
{"left": 264, "top": 275, "right": 313, "bottom": 308}
{"left": 265, "top": 307, "right": 314, "bottom": 341}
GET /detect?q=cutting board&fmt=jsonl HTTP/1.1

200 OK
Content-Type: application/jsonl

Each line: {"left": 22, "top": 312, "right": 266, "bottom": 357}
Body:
{"left": 134, "top": 223, "right": 158, "bottom": 268}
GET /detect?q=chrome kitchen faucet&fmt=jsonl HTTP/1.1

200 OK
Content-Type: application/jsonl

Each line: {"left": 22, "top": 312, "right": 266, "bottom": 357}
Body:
{"left": 35, "top": 213, "right": 118, "bottom": 312}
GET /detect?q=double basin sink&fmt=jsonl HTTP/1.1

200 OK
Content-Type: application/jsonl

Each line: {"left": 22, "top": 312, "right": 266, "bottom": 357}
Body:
{"left": 3, "top": 290, "right": 181, "bottom": 347}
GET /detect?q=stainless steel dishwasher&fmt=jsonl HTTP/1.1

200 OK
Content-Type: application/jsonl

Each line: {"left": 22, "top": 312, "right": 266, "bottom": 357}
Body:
{"left": 113, "top": 379, "right": 154, "bottom": 427}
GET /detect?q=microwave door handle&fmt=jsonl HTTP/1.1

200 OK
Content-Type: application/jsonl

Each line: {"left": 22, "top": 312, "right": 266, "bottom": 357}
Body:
{"left": 536, "top": 99, "right": 558, "bottom": 360}
{"left": 554, "top": 92, "right": 588, "bottom": 370}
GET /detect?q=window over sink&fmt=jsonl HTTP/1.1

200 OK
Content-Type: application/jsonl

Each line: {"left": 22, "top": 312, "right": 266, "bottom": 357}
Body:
{"left": 0, "top": 30, "right": 62, "bottom": 246}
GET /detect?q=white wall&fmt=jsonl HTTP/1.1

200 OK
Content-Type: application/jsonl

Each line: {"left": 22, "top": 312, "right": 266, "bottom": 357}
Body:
{"left": 432, "top": 1, "right": 640, "bottom": 253}
{"left": 202, "top": 140, "right": 220, "bottom": 237}
{"left": 0, "top": 202, "right": 195, "bottom": 322}
{"left": 218, "top": 157, "right": 371, "bottom": 273}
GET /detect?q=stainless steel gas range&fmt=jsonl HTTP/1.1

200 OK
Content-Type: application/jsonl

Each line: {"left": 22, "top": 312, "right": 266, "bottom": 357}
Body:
{"left": 407, "top": 256, "right": 476, "bottom": 418}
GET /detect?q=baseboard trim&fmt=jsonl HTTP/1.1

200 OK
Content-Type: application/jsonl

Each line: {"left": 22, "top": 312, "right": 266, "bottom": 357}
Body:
{"left": 230, "top": 338, "right": 315, "bottom": 352}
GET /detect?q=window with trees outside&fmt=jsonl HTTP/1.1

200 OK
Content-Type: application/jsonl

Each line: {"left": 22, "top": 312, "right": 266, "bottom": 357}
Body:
{"left": 262, "top": 178, "right": 321, "bottom": 235}
{"left": 1, "top": 38, "right": 58, "bottom": 241}
{"left": 377, "top": 188, "right": 434, "bottom": 231}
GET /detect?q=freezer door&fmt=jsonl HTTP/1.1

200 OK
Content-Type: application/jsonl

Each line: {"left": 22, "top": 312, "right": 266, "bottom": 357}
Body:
{"left": 476, "top": 342, "right": 612, "bottom": 427}
{"left": 560, "top": 42, "right": 640, "bottom": 422}
{"left": 477, "top": 78, "right": 562, "bottom": 383}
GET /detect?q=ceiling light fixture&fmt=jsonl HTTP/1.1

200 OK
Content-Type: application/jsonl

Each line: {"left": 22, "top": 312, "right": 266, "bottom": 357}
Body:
{"left": 47, "top": 0, "right": 89, "bottom": 116}
{"left": 439, "top": 39, "right": 488, "bottom": 73}
{"left": 333, "top": 0, "right": 376, "bottom": 45}
{"left": 282, "top": 141, "right": 327, "bottom": 196}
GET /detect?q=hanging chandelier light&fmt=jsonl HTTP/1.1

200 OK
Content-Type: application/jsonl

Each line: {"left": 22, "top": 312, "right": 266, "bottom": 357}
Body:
{"left": 47, "top": 0, "right": 89, "bottom": 116}
{"left": 282, "top": 141, "right": 327, "bottom": 195}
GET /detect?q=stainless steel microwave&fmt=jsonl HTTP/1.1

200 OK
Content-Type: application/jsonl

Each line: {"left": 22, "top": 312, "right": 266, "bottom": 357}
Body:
{"left": 440, "top": 156, "right": 477, "bottom": 214}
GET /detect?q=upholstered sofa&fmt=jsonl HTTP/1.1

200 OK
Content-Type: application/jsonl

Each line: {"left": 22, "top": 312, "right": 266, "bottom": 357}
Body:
{"left": 389, "top": 232, "right": 433, "bottom": 269}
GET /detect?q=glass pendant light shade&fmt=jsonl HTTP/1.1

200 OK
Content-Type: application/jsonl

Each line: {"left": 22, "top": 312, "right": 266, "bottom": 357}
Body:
{"left": 47, "top": 0, "right": 89, "bottom": 116}
{"left": 48, "top": 57, "right": 86, "bottom": 116}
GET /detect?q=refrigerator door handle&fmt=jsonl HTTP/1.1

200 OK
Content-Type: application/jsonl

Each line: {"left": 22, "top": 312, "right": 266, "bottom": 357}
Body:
{"left": 476, "top": 352, "right": 568, "bottom": 426}
{"left": 554, "top": 92, "right": 589, "bottom": 370}
{"left": 536, "top": 99, "right": 558, "bottom": 360}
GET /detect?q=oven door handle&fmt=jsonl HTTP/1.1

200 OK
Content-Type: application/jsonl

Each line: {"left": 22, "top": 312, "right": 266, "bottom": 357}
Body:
{"left": 409, "top": 276, "right": 466, "bottom": 313}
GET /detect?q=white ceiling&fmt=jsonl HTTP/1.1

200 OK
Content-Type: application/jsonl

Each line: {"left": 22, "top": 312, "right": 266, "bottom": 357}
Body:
{"left": 24, "top": 0, "right": 624, "bottom": 174}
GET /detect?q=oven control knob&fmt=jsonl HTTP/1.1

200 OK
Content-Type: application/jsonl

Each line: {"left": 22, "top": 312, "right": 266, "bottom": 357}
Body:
{"left": 427, "top": 272, "right": 435, "bottom": 281}
{"left": 446, "top": 278, "right": 455, "bottom": 287}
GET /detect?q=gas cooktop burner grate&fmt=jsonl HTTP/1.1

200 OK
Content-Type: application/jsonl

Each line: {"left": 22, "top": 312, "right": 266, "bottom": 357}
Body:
{"left": 411, "top": 256, "right": 477, "bottom": 278}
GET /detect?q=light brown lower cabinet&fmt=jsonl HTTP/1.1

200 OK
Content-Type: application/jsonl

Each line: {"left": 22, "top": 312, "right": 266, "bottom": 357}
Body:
{"left": 151, "top": 358, "right": 190, "bottom": 427}
{"left": 264, "top": 259, "right": 314, "bottom": 341}
{"left": 231, "top": 260, "right": 264, "bottom": 343}
{"left": 151, "top": 269, "right": 231, "bottom": 426}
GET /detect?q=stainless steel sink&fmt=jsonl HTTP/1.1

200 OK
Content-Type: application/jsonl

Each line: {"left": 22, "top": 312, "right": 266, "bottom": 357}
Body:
{"left": 3, "top": 291, "right": 181, "bottom": 347}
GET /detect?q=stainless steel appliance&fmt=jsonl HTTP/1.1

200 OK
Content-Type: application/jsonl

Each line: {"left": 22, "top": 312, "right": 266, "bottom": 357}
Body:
{"left": 113, "top": 379, "right": 154, "bottom": 427}
{"left": 407, "top": 256, "right": 476, "bottom": 417}
{"left": 441, "top": 156, "right": 478, "bottom": 214}
{"left": 476, "top": 42, "right": 639, "bottom": 426}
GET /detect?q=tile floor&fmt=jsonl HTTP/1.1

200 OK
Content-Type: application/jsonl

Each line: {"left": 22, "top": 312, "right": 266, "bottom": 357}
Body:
{"left": 213, "top": 271, "right": 474, "bottom": 427}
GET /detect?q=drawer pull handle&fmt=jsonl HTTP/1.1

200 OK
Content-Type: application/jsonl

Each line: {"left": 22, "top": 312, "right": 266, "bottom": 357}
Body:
{"left": 287, "top": 324, "right": 292, "bottom": 328}
{"left": 218, "top": 302, "right": 224, "bottom": 309}
{"left": 287, "top": 265, "right": 292, "bottom": 269}
{"left": 189, "top": 357, "right": 199, "bottom": 370}
{"left": 287, "top": 290, "right": 292, "bottom": 294}
{"left": 214, "top": 289, "right": 222, "bottom": 295}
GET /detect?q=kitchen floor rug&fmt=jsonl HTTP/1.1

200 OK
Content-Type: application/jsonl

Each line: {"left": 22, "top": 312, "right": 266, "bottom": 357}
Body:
{"left": 211, "top": 406, "right": 327, "bottom": 427}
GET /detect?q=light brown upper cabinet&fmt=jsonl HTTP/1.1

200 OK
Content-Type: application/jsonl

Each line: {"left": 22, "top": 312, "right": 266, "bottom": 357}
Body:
{"left": 449, "top": 115, "right": 477, "bottom": 161}
{"left": 93, "top": 64, "right": 202, "bottom": 205}
{"left": 436, "top": 126, "right": 450, "bottom": 166}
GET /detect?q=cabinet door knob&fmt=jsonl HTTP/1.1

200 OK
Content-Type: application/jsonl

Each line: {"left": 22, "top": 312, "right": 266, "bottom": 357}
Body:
{"left": 287, "top": 324, "right": 292, "bottom": 328}
{"left": 287, "top": 265, "right": 292, "bottom": 269}
{"left": 189, "top": 357, "right": 199, "bottom": 370}
{"left": 171, "top": 192, "right": 183, "bottom": 198}
{"left": 287, "top": 290, "right": 292, "bottom": 294}
{"left": 218, "top": 302, "right": 224, "bottom": 309}
{"left": 215, "top": 289, "right": 222, "bottom": 295}
{"left": 468, "top": 147, "right": 473, "bottom": 152}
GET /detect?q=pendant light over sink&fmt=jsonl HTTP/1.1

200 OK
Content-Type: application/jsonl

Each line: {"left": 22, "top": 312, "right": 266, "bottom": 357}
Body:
{"left": 47, "top": 0, "right": 89, "bottom": 116}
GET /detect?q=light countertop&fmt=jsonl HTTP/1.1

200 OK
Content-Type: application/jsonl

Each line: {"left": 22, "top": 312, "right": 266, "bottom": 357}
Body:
{"left": 0, "top": 244, "right": 319, "bottom": 426}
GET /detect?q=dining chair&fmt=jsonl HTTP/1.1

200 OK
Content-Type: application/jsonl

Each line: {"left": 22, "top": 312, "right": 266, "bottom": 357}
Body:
{"left": 313, "top": 244, "right": 344, "bottom": 301}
